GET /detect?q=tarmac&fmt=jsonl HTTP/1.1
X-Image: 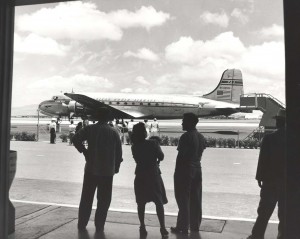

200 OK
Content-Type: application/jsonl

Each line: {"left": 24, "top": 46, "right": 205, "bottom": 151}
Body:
{"left": 7, "top": 140, "right": 279, "bottom": 239}
{"left": 7, "top": 201, "right": 279, "bottom": 239}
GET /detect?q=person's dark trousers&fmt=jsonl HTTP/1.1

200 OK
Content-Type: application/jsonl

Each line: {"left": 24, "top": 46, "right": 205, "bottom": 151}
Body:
{"left": 174, "top": 167, "right": 202, "bottom": 231}
{"left": 78, "top": 172, "right": 113, "bottom": 230}
{"left": 128, "top": 131, "right": 132, "bottom": 144}
{"left": 251, "top": 181, "right": 284, "bottom": 239}
{"left": 50, "top": 128, "right": 56, "bottom": 143}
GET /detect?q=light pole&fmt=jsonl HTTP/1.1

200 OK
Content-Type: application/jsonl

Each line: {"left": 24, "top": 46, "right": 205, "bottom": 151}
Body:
{"left": 36, "top": 109, "right": 40, "bottom": 142}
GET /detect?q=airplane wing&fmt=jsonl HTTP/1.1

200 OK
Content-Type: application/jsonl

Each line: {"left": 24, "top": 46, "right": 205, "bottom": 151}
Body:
{"left": 64, "top": 93, "right": 148, "bottom": 119}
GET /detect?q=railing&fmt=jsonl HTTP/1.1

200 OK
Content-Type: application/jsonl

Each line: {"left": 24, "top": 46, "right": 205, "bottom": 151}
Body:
{"left": 244, "top": 126, "right": 265, "bottom": 141}
{"left": 240, "top": 93, "right": 285, "bottom": 109}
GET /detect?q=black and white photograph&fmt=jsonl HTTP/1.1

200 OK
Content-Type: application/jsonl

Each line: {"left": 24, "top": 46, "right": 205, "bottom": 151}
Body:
{"left": 1, "top": 0, "right": 300, "bottom": 238}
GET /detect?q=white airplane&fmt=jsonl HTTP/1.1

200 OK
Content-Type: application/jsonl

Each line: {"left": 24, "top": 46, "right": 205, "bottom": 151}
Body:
{"left": 38, "top": 69, "right": 250, "bottom": 120}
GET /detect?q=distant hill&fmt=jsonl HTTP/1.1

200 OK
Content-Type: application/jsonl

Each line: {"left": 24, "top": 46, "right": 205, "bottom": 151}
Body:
{"left": 11, "top": 104, "right": 39, "bottom": 117}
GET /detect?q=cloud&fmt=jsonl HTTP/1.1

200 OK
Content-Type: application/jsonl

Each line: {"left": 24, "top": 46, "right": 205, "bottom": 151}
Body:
{"left": 163, "top": 32, "right": 284, "bottom": 101}
{"left": 120, "top": 88, "right": 133, "bottom": 93}
{"left": 16, "top": 2, "right": 170, "bottom": 41}
{"left": 135, "top": 76, "right": 150, "bottom": 85}
{"left": 28, "top": 74, "right": 114, "bottom": 92}
{"left": 200, "top": 11, "right": 229, "bottom": 28}
{"left": 124, "top": 48, "right": 159, "bottom": 61}
{"left": 165, "top": 32, "right": 245, "bottom": 65}
{"left": 135, "top": 88, "right": 149, "bottom": 94}
{"left": 109, "top": 6, "right": 171, "bottom": 31}
{"left": 14, "top": 33, "right": 69, "bottom": 56}
{"left": 231, "top": 8, "right": 249, "bottom": 24}
{"left": 259, "top": 24, "right": 284, "bottom": 38}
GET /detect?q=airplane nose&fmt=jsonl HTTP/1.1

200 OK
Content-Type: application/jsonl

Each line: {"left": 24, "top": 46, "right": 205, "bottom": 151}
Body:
{"left": 38, "top": 100, "right": 56, "bottom": 115}
{"left": 39, "top": 100, "right": 49, "bottom": 111}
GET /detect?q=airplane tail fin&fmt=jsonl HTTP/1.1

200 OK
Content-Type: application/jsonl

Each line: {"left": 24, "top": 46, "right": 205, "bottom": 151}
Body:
{"left": 203, "top": 69, "right": 244, "bottom": 104}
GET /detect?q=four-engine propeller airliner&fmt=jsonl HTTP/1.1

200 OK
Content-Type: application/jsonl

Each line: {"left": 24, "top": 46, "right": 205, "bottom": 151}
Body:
{"left": 38, "top": 69, "right": 250, "bottom": 120}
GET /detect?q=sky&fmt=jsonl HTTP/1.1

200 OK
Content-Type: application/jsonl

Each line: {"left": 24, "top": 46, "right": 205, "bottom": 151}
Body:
{"left": 12, "top": 0, "right": 285, "bottom": 107}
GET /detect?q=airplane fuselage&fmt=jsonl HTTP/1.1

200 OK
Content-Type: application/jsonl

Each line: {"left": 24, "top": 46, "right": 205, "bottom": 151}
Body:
{"left": 39, "top": 92, "right": 240, "bottom": 119}
{"left": 85, "top": 92, "right": 240, "bottom": 119}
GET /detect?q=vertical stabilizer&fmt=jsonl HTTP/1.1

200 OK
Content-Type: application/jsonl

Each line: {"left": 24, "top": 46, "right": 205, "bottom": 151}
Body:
{"left": 203, "top": 69, "right": 244, "bottom": 104}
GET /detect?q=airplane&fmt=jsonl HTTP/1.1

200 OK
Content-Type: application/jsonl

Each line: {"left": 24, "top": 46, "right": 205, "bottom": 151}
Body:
{"left": 38, "top": 69, "right": 251, "bottom": 120}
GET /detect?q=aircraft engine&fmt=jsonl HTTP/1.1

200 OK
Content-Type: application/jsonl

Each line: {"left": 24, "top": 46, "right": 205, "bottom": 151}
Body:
{"left": 67, "top": 101, "right": 93, "bottom": 116}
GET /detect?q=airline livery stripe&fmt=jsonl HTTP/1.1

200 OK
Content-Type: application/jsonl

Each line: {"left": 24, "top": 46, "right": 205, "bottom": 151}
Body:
{"left": 221, "top": 83, "right": 243, "bottom": 86}
{"left": 221, "top": 81, "right": 243, "bottom": 84}
{"left": 217, "top": 96, "right": 231, "bottom": 99}
{"left": 221, "top": 80, "right": 243, "bottom": 83}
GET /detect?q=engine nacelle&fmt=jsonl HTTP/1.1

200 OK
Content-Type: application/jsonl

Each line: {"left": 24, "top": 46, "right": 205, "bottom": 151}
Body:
{"left": 67, "top": 101, "right": 93, "bottom": 116}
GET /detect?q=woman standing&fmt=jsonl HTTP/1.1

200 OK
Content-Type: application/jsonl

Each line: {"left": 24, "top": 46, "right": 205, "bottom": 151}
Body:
{"left": 131, "top": 122, "right": 169, "bottom": 237}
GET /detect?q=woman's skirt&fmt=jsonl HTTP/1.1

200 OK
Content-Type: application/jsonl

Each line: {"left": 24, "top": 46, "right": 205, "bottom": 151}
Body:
{"left": 134, "top": 172, "right": 168, "bottom": 204}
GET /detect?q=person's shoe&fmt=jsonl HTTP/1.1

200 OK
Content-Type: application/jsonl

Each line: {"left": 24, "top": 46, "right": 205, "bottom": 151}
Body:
{"left": 170, "top": 227, "right": 188, "bottom": 234}
{"left": 139, "top": 225, "right": 148, "bottom": 236}
{"left": 160, "top": 227, "right": 169, "bottom": 237}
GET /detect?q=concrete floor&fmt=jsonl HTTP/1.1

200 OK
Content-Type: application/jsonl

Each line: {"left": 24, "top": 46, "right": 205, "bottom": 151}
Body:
{"left": 8, "top": 201, "right": 278, "bottom": 239}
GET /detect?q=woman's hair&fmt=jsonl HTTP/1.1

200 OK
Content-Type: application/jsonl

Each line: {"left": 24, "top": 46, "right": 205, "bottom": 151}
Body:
{"left": 131, "top": 122, "right": 147, "bottom": 144}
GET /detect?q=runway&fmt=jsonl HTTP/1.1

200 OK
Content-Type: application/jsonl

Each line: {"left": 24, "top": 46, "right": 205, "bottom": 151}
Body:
{"left": 11, "top": 117, "right": 260, "bottom": 139}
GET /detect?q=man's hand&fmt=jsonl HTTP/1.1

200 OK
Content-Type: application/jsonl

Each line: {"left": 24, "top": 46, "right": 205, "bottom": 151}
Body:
{"left": 257, "top": 180, "right": 263, "bottom": 188}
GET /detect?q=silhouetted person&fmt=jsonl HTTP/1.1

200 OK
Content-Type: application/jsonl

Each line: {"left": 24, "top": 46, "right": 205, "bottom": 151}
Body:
{"left": 49, "top": 118, "right": 56, "bottom": 144}
{"left": 75, "top": 122, "right": 83, "bottom": 133}
{"left": 69, "top": 120, "right": 76, "bottom": 145}
{"left": 247, "top": 109, "right": 286, "bottom": 239}
{"left": 171, "top": 113, "right": 206, "bottom": 234}
{"left": 127, "top": 119, "right": 135, "bottom": 144}
{"left": 131, "top": 122, "right": 169, "bottom": 237}
{"left": 73, "top": 108, "right": 123, "bottom": 232}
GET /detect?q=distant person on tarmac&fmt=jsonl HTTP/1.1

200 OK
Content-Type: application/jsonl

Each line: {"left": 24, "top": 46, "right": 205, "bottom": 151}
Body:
{"left": 246, "top": 109, "right": 286, "bottom": 239}
{"left": 127, "top": 119, "right": 135, "bottom": 144}
{"left": 131, "top": 122, "right": 169, "bottom": 237}
{"left": 83, "top": 119, "right": 89, "bottom": 128}
{"left": 68, "top": 120, "right": 76, "bottom": 145}
{"left": 49, "top": 118, "right": 57, "bottom": 144}
{"left": 72, "top": 108, "right": 123, "bottom": 232}
{"left": 75, "top": 122, "right": 83, "bottom": 134}
{"left": 171, "top": 113, "right": 206, "bottom": 234}
{"left": 150, "top": 118, "right": 160, "bottom": 137}
{"left": 144, "top": 119, "right": 151, "bottom": 139}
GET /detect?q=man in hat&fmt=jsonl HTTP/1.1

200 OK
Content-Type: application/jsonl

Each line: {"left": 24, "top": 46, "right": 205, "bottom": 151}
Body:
{"left": 247, "top": 108, "right": 286, "bottom": 239}
{"left": 73, "top": 108, "right": 123, "bottom": 232}
{"left": 171, "top": 113, "right": 206, "bottom": 234}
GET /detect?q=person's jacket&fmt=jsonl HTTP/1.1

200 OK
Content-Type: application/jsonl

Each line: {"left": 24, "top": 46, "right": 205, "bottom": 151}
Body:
{"left": 256, "top": 127, "right": 285, "bottom": 183}
{"left": 73, "top": 122, "right": 123, "bottom": 176}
